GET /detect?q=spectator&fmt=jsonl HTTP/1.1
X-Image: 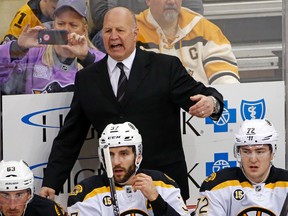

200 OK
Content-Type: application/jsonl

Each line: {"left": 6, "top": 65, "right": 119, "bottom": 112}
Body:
{"left": 0, "top": 0, "right": 105, "bottom": 94}
{"left": 1, "top": 0, "right": 58, "bottom": 44}
{"left": 193, "top": 119, "right": 288, "bottom": 215}
{"left": 67, "top": 122, "right": 190, "bottom": 215}
{"left": 40, "top": 6, "right": 223, "bottom": 202}
{"left": 0, "top": 160, "right": 66, "bottom": 216}
{"left": 136, "top": 0, "right": 240, "bottom": 85}
{"left": 89, "top": 0, "right": 204, "bottom": 52}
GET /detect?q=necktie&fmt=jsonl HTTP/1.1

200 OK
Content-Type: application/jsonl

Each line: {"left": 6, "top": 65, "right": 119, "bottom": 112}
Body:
{"left": 116, "top": 62, "right": 128, "bottom": 102}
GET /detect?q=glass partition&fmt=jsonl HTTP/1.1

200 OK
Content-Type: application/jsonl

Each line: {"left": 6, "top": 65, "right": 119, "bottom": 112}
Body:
{"left": 204, "top": 0, "right": 282, "bottom": 82}
{"left": 0, "top": 0, "right": 284, "bottom": 88}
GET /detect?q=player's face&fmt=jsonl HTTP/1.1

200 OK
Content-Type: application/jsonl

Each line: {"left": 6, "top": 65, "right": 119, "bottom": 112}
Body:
{"left": 239, "top": 144, "right": 273, "bottom": 183}
{"left": 0, "top": 189, "right": 31, "bottom": 216}
{"left": 102, "top": 7, "right": 138, "bottom": 61}
{"left": 146, "top": 0, "right": 182, "bottom": 24}
{"left": 110, "top": 146, "right": 136, "bottom": 184}
{"left": 54, "top": 8, "right": 87, "bottom": 35}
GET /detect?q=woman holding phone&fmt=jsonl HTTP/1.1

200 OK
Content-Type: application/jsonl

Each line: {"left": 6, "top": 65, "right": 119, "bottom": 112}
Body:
{"left": 0, "top": 0, "right": 105, "bottom": 94}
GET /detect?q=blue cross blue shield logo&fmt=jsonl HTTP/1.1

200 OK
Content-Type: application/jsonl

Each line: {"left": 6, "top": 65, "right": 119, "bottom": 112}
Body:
{"left": 240, "top": 99, "right": 266, "bottom": 121}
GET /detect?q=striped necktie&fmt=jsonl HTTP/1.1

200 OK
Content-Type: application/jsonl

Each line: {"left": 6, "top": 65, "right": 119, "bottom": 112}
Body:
{"left": 116, "top": 62, "right": 128, "bottom": 102}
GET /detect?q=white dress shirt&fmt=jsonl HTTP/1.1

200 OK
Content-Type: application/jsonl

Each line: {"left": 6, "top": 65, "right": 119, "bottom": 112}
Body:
{"left": 107, "top": 49, "right": 136, "bottom": 96}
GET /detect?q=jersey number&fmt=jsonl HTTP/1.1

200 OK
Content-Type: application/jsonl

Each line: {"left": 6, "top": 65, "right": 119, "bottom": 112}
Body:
{"left": 195, "top": 197, "right": 208, "bottom": 213}
{"left": 14, "top": 12, "right": 26, "bottom": 28}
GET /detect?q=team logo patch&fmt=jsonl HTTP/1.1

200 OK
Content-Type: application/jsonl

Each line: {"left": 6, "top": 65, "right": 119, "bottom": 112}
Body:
{"left": 240, "top": 99, "right": 266, "bottom": 120}
{"left": 103, "top": 195, "right": 113, "bottom": 206}
{"left": 237, "top": 206, "right": 276, "bottom": 216}
{"left": 204, "top": 172, "right": 216, "bottom": 182}
{"left": 233, "top": 189, "right": 245, "bottom": 200}
{"left": 70, "top": 185, "right": 83, "bottom": 196}
{"left": 120, "top": 209, "right": 149, "bottom": 215}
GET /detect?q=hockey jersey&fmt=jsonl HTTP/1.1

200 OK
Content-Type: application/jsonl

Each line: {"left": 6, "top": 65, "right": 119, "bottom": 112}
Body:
{"left": 1, "top": 0, "right": 53, "bottom": 44}
{"left": 136, "top": 8, "right": 239, "bottom": 85}
{"left": 193, "top": 166, "right": 288, "bottom": 216}
{"left": 0, "top": 41, "right": 105, "bottom": 94}
{"left": 67, "top": 169, "right": 190, "bottom": 216}
{"left": 18, "top": 194, "right": 65, "bottom": 216}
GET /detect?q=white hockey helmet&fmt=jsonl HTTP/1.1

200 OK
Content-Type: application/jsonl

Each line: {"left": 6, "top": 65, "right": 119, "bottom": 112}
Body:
{"left": 98, "top": 122, "right": 143, "bottom": 170}
{"left": 0, "top": 160, "right": 34, "bottom": 195}
{"left": 234, "top": 119, "right": 278, "bottom": 159}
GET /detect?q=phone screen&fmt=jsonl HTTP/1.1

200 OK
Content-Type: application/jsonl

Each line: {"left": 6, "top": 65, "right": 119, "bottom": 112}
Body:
{"left": 38, "top": 30, "right": 68, "bottom": 45}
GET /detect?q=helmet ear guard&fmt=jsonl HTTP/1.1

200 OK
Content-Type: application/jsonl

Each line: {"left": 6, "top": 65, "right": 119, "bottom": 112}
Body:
{"left": 98, "top": 122, "right": 143, "bottom": 171}
{"left": 234, "top": 119, "right": 278, "bottom": 161}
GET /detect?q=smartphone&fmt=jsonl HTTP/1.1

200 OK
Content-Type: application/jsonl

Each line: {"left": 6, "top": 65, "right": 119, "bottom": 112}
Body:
{"left": 38, "top": 29, "right": 68, "bottom": 45}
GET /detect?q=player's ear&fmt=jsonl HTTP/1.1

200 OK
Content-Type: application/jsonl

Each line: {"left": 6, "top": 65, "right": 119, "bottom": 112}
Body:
{"left": 135, "top": 155, "right": 142, "bottom": 166}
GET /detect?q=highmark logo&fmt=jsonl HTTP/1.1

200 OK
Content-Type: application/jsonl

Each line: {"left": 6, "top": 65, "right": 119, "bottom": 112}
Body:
{"left": 206, "top": 152, "right": 237, "bottom": 176}
{"left": 206, "top": 100, "right": 236, "bottom": 133}
{"left": 21, "top": 107, "right": 70, "bottom": 128}
{"left": 20, "top": 106, "right": 96, "bottom": 143}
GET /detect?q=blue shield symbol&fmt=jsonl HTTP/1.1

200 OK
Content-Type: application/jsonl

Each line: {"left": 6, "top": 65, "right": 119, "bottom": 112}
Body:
{"left": 240, "top": 99, "right": 266, "bottom": 120}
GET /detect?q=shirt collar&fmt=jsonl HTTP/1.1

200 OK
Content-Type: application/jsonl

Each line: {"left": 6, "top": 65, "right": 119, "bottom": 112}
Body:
{"left": 107, "top": 49, "right": 136, "bottom": 73}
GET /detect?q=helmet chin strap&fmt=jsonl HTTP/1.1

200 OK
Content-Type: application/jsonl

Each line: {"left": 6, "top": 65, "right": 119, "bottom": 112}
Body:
{"left": 117, "top": 155, "right": 142, "bottom": 186}
{"left": 241, "top": 163, "right": 272, "bottom": 185}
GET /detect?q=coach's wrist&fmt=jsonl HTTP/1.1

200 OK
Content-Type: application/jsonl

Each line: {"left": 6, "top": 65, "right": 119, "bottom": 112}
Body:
{"left": 209, "top": 96, "right": 220, "bottom": 114}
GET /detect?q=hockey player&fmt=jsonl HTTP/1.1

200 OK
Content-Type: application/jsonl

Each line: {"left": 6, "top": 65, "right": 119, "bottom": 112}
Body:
{"left": 0, "top": 160, "right": 65, "bottom": 216}
{"left": 193, "top": 119, "right": 288, "bottom": 216}
{"left": 67, "top": 122, "right": 190, "bottom": 216}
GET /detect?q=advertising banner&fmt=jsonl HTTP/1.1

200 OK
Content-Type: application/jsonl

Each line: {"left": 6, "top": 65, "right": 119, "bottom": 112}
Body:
{"left": 1, "top": 82, "right": 285, "bottom": 207}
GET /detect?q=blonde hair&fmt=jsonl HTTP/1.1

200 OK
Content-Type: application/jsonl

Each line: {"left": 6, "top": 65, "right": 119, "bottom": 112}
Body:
{"left": 42, "top": 16, "right": 97, "bottom": 69}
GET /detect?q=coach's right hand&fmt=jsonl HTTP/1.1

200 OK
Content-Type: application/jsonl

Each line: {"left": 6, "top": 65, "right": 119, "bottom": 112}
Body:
{"left": 40, "top": 186, "right": 56, "bottom": 200}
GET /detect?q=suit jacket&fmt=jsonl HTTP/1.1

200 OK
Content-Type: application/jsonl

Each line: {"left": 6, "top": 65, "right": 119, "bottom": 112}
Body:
{"left": 42, "top": 48, "right": 223, "bottom": 200}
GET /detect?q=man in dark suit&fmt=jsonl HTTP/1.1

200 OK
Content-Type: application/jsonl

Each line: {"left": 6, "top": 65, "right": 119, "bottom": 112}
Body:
{"left": 40, "top": 6, "right": 223, "bottom": 202}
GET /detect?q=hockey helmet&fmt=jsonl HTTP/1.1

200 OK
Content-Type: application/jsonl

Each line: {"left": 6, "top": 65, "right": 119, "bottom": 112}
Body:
{"left": 98, "top": 122, "right": 143, "bottom": 170}
{"left": 234, "top": 119, "right": 278, "bottom": 159}
{"left": 0, "top": 160, "right": 34, "bottom": 196}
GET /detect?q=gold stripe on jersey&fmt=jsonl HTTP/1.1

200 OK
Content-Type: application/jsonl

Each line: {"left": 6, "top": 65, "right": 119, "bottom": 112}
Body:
{"left": 83, "top": 185, "right": 123, "bottom": 201}
{"left": 211, "top": 180, "right": 253, "bottom": 191}
{"left": 210, "top": 179, "right": 288, "bottom": 191}
{"left": 82, "top": 179, "right": 176, "bottom": 202}
{"left": 266, "top": 181, "right": 288, "bottom": 189}
{"left": 154, "top": 180, "right": 176, "bottom": 189}
{"left": 205, "top": 61, "right": 238, "bottom": 78}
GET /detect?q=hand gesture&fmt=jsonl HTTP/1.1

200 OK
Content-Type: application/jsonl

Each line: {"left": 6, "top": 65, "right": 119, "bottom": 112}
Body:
{"left": 131, "top": 173, "right": 159, "bottom": 202}
{"left": 39, "top": 186, "right": 56, "bottom": 200}
{"left": 188, "top": 95, "right": 214, "bottom": 118}
{"left": 60, "top": 32, "right": 89, "bottom": 61}
{"left": 17, "top": 24, "right": 45, "bottom": 49}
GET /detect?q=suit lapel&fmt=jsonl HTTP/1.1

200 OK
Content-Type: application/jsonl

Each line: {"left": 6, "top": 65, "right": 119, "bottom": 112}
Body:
{"left": 93, "top": 49, "right": 151, "bottom": 107}
{"left": 93, "top": 56, "right": 118, "bottom": 104}
{"left": 121, "top": 49, "right": 150, "bottom": 106}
